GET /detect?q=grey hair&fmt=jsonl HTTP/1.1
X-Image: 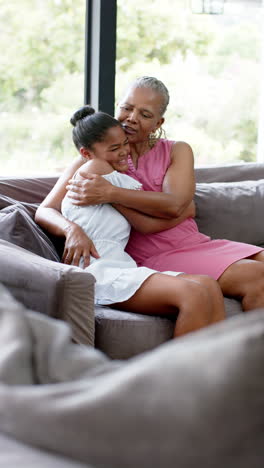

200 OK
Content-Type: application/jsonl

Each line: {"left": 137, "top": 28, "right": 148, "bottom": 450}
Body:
{"left": 130, "top": 76, "right": 170, "bottom": 116}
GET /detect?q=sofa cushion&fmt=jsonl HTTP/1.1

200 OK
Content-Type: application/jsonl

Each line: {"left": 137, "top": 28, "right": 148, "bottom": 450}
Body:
{"left": 0, "top": 176, "right": 58, "bottom": 204}
{"left": 195, "top": 179, "right": 264, "bottom": 246}
{"left": 195, "top": 162, "right": 264, "bottom": 183}
{"left": 0, "top": 433, "right": 88, "bottom": 468}
{"left": 0, "top": 240, "right": 95, "bottom": 346}
{"left": 0, "top": 288, "right": 264, "bottom": 468}
{"left": 0, "top": 193, "right": 39, "bottom": 218}
{"left": 94, "top": 296, "right": 242, "bottom": 359}
{"left": 0, "top": 193, "right": 65, "bottom": 259}
{"left": 95, "top": 306, "right": 174, "bottom": 359}
{"left": 0, "top": 204, "right": 60, "bottom": 262}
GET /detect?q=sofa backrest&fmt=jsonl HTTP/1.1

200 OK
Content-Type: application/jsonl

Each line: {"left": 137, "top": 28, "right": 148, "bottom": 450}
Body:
{"left": 1, "top": 163, "right": 264, "bottom": 255}
{"left": 194, "top": 164, "right": 264, "bottom": 247}
{"left": 195, "top": 162, "right": 264, "bottom": 183}
{"left": 0, "top": 177, "right": 58, "bottom": 204}
{"left": 1, "top": 163, "right": 264, "bottom": 204}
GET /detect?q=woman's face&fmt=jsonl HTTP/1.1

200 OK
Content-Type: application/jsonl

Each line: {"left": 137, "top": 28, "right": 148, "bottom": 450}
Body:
{"left": 89, "top": 125, "right": 130, "bottom": 172}
{"left": 116, "top": 87, "right": 164, "bottom": 145}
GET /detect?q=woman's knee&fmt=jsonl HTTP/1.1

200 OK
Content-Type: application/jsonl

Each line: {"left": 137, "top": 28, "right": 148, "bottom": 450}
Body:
{"left": 187, "top": 274, "right": 223, "bottom": 300}
{"left": 243, "top": 262, "right": 264, "bottom": 300}
{"left": 183, "top": 275, "right": 225, "bottom": 322}
{"left": 219, "top": 259, "right": 264, "bottom": 297}
{"left": 241, "top": 263, "right": 264, "bottom": 310}
{"left": 194, "top": 274, "right": 218, "bottom": 288}
{"left": 218, "top": 259, "right": 264, "bottom": 311}
{"left": 179, "top": 278, "right": 211, "bottom": 309}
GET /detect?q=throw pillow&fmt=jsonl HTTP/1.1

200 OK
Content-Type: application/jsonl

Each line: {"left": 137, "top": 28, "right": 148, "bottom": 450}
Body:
{"left": 195, "top": 179, "right": 264, "bottom": 246}
{"left": 0, "top": 193, "right": 38, "bottom": 218}
{"left": 0, "top": 204, "right": 59, "bottom": 261}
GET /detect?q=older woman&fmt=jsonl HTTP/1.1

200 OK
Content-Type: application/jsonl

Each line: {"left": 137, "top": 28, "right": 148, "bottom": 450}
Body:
{"left": 35, "top": 76, "right": 264, "bottom": 311}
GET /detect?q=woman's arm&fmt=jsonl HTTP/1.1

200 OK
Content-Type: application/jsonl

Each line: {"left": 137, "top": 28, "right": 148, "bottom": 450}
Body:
{"left": 114, "top": 201, "right": 195, "bottom": 234}
{"left": 66, "top": 142, "right": 195, "bottom": 219}
{"left": 35, "top": 157, "right": 99, "bottom": 267}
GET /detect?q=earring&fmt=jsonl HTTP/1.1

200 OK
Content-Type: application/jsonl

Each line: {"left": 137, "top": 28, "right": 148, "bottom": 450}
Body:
{"left": 148, "top": 127, "right": 165, "bottom": 148}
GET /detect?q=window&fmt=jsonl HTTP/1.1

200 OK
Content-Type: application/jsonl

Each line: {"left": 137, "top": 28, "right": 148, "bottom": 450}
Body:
{"left": 2, "top": 0, "right": 263, "bottom": 174}
{"left": 0, "top": 0, "right": 85, "bottom": 176}
{"left": 116, "top": 0, "right": 263, "bottom": 166}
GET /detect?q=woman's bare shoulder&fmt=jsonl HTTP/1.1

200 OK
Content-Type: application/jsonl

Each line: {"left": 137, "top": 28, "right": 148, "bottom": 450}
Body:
{"left": 171, "top": 140, "right": 193, "bottom": 152}
{"left": 170, "top": 141, "right": 194, "bottom": 164}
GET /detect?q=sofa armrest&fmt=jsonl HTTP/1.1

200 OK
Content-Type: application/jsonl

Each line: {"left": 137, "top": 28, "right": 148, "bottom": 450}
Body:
{"left": 0, "top": 240, "right": 95, "bottom": 346}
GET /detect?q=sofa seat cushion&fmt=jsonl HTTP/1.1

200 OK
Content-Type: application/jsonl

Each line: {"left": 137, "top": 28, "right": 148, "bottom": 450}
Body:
{"left": 95, "top": 297, "right": 243, "bottom": 359}
{"left": 195, "top": 179, "right": 264, "bottom": 245}
{"left": 0, "top": 240, "right": 95, "bottom": 346}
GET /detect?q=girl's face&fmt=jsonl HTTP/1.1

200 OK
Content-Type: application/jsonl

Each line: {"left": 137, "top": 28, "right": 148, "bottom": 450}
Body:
{"left": 116, "top": 87, "right": 164, "bottom": 145}
{"left": 88, "top": 125, "right": 130, "bottom": 172}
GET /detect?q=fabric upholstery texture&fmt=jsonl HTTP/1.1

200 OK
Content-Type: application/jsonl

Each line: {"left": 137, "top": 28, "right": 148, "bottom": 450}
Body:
{"left": 0, "top": 204, "right": 60, "bottom": 261}
{"left": 0, "top": 193, "right": 39, "bottom": 218}
{"left": 0, "top": 433, "right": 88, "bottom": 468}
{"left": 195, "top": 162, "right": 264, "bottom": 183}
{"left": 0, "top": 284, "right": 264, "bottom": 468}
{"left": 195, "top": 179, "right": 264, "bottom": 245}
{"left": 0, "top": 240, "right": 95, "bottom": 346}
{"left": 0, "top": 177, "right": 58, "bottom": 204}
{"left": 94, "top": 296, "right": 242, "bottom": 359}
{"left": 95, "top": 306, "right": 174, "bottom": 359}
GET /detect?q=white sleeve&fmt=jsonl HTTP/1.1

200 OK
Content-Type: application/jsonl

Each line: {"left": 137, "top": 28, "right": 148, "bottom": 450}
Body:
{"left": 103, "top": 171, "right": 142, "bottom": 191}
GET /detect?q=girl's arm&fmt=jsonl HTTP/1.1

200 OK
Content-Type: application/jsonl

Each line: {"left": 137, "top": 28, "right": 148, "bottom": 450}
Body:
{"left": 66, "top": 142, "right": 195, "bottom": 219}
{"left": 35, "top": 157, "right": 99, "bottom": 267}
{"left": 114, "top": 201, "right": 195, "bottom": 234}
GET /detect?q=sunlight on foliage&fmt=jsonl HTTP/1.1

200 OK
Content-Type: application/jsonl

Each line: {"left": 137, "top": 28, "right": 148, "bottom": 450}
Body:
{"left": 0, "top": 0, "right": 262, "bottom": 175}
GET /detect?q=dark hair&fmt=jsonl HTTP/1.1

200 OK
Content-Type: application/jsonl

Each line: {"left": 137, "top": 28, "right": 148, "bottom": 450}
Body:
{"left": 70, "top": 105, "right": 122, "bottom": 150}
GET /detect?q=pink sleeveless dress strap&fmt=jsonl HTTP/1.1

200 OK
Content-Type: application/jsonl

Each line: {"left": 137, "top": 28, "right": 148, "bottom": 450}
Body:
{"left": 125, "top": 139, "right": 263, "bottom": 280}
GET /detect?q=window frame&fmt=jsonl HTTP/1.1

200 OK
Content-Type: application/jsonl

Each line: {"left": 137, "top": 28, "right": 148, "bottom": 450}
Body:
{"left": 85, "top": 0, "right": 117, "bottom": 116}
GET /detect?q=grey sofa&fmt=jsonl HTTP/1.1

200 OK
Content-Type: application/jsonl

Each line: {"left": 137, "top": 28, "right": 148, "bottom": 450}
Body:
{"left": 1, "top": 162, "right": 264, "bottom": 358}
{"left": 1, "top": 282, "right": 264, "bottom": 468}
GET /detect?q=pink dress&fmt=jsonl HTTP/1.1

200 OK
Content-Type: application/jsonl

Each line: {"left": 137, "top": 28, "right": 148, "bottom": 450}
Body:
{"left": 125, "top": 139, "right": 263, "bottom": 280}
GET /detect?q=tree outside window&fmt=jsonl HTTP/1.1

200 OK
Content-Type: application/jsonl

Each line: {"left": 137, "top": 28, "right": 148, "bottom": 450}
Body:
{"left": 0, "top": 0, "right": 262, "bottom": 175}
{"left": 116, "top": 0, "right": 263, "bottom": 166}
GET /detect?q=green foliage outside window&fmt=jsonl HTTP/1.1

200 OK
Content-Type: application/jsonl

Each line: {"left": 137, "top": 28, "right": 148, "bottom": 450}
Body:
{"left": 116, "top": 0, "right": 262, "bottom": 166}
{"left": 0, "top": 0, "right": 262, "bottom": 175}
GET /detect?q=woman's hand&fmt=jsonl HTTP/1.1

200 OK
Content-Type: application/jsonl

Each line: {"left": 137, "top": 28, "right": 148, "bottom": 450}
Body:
{"left": 62, "top": 223, "right": 100, "bottom": 268}
{"left": 66, "top": 174, "right": 114, "bottom": 206}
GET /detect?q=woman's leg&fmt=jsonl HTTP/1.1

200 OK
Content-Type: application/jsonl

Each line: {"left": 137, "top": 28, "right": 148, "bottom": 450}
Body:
{"left": 250, "top": 251, "right": 264, "bottom": 263}
{"left": 218, "top": 256, "right": 264, "bottom": 311}
{"left": 112, "top": 273, "right": 225, "bottom": 338}
{"left": 179, "top": 273, "right": 225, "bottom": 327}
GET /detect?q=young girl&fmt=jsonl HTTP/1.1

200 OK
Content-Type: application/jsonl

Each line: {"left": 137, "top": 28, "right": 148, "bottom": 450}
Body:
{"left": 61, "top": 105, "right": 225, "bottom": 338}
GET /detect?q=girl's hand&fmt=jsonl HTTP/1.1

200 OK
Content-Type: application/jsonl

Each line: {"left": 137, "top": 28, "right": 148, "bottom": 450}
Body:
{"left": 66, "top": 174, "right": 113, "bottom": 206}
{"left": 62, "top": 223, "right": 100, "bottom": 268}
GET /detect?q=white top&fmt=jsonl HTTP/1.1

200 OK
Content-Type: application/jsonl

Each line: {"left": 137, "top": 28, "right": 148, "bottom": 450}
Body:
{"left": 62, "top": 171, "right": 180, "bottom": 305}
